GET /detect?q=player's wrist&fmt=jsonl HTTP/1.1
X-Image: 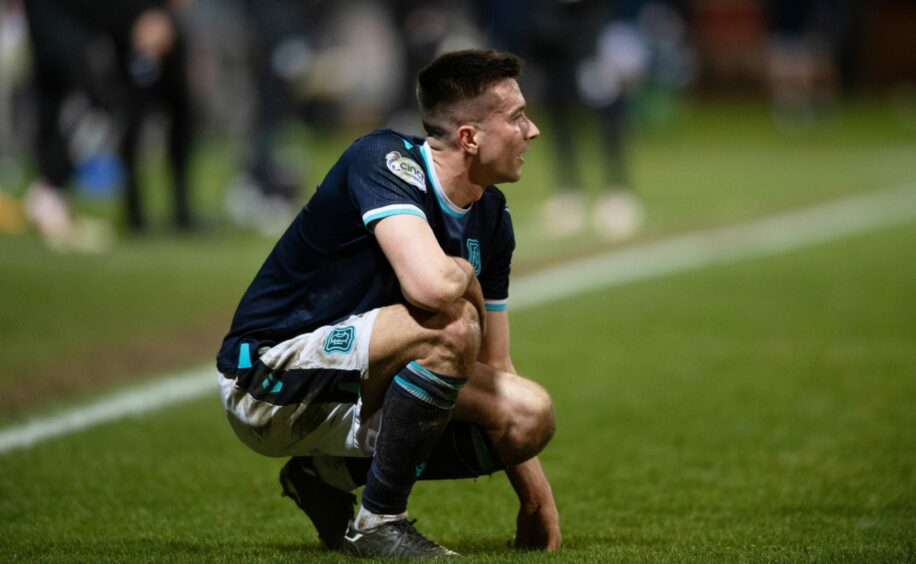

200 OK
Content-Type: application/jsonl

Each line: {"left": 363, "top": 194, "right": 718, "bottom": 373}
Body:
{"left": 450, "top": 257, "right": 476, "bottom": 279}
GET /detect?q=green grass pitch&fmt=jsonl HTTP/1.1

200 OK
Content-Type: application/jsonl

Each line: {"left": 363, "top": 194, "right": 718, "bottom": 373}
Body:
{"left": 0, "top": 100, "right": 915, "bottom": 561}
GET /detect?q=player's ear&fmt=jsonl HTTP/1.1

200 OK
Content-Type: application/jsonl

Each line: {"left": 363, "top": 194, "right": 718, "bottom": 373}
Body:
{"left": 456, "top": 124, "right": 479, "bottom": 155}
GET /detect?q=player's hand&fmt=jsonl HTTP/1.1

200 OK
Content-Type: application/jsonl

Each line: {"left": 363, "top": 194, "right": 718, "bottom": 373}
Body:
{"left": 513, "top": 501, "right": 562, "bottom": 551}
{"left": 451, "top": 257, "right": 487, "bottom": 337}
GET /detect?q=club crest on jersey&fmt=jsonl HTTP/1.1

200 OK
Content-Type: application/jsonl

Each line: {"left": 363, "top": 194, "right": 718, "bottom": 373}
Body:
{"left": 466, "top": 238, "right": 481, "bottom": 275}
{"left": 385, "top": 151, "right": 426, "bottom": 192}
{"left": 324, "top": 325, "right": 356, "bottom": 355}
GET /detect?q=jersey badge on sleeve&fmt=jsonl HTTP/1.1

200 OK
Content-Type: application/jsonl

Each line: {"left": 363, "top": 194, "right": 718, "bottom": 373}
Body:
{"left": 386, "top": 151, "right": 426, "bottom": 192}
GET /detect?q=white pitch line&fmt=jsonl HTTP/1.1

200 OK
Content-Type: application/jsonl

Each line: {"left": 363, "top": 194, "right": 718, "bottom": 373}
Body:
{"left": 511, "top": 183, "right": 916, "bottom": 309}
{"left": 0, "top": 368, "right": 215, "bottom": 454}
{"left": 1, "top": 183, "right": 915, "bottom": 455}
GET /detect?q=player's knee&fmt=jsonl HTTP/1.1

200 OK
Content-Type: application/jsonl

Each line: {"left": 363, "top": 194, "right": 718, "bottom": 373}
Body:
{"left": 520, "top": 383, "right": 556, "bottom": 453}
{"left": 425, "top": 299, "right": 481, "bottom": 374}
{"left": 502, "top": 382, "right": 555, "bottom": 465}
{"left": 442, "top": 298, "right": 481, "bottom": 348}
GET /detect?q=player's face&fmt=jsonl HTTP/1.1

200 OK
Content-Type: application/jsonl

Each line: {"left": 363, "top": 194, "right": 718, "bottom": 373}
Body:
{"left": 474, "top": 79, "right": 540, "bottom": 184}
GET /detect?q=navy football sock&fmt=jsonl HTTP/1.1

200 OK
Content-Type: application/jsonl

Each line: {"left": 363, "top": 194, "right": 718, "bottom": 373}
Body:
{"left": 344, "top": 421, "right": 503, "bottom": 487}
{"left": 361, "top": 362, "right": 463, "bottom": 515}
{"left": 417, "top": 421, "right": 504, "bottom": 480}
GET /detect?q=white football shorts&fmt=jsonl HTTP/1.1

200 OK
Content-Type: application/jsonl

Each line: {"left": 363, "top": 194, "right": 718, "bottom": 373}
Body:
{"left": 218, "top": 309, "right": 381, "bottom": 458}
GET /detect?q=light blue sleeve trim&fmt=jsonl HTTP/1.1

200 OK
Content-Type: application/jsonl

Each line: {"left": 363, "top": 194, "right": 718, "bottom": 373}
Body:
{"left": 485, "top": 302, "right": 508, "bottom": 312}
{"left": 362, "top": 206, "right": 428, "bottom": 227}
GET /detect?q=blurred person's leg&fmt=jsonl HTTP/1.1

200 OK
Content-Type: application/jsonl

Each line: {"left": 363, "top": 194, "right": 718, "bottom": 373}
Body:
{"left": 597, "top": 97, "right": 629, "bottom": 189}
{"left": 578, "top": 16, "right": 649, "bottom": 242}
{"left": 25, "top": 0, "right": 83, "bottom": 189}
{"left": 247, "top": 0, "right": 294, "bottom": 193}
{"left": 768, "top": 36, "right": 816, "bottom": 133}
{"left": 160, "top": 24, "right": 194, "bottom": 231}
{"left": 539, "top": 54, "right": 586, "bottom": 238}
{"left": 592, "top": 95, "right": 643, "bottom": 241}
{"left": 766, "top": 0, "right": 840, "bottom": 134}
{"left": 387, "top": 0, "right": 455, "bottom": 134}
{"left": 225, "top": 0, "right": 308, "bottom": 235}
{"left": 33, "top": 76, "right": 71, "bottom": 191}
{"left": 165, "top": 67, "right": 193, "bottom": 231}
{"left": 23, "top": 0, "right": 113, "bottom": 252}
{"left": 118, "top": 83, "right": 145, "bottom": 231}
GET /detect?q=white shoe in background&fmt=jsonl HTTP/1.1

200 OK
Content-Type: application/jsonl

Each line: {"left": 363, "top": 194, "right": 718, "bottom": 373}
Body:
{"left": 542, "top": 190, "right": 586, "bottom": 238}
{"left": 592, "top": 189, "right": 644, "bottom": 242}
{"left": 23, "top": 181, "right": 113, "bottom": 253}
{"left": 225, "top": 176, "right": 298, "bottom": 237}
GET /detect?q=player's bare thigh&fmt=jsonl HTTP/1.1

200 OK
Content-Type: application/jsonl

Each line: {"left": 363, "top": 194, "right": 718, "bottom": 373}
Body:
{"left": 362, "top": 301, "right": 481, "bottom": 416}
{"left": 366, "top": 304, "right": 440, "bottom": 382}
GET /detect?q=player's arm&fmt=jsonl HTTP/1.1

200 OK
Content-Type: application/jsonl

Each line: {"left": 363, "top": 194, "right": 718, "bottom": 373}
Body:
{"left": 508, "top": 457, "right": 561, "bottom": 550}
{"left": 477, "top": 309, "right": 515, "bottom": 373}
{"left": 477, "top": 311, "right": 561, "bottom": 550}
{"left": 374, "top": 214, "right": 486, "bottom": 323}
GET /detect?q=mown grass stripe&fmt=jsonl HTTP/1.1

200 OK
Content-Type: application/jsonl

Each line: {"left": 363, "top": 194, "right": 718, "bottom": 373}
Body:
{"left": 1, "top": 182, "right": 914, "bottom": 455}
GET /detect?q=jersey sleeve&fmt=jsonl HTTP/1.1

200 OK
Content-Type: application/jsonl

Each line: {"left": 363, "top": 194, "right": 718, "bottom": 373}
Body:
{"left": 479, "top": 204, "right": 516, "bottom": 311}
{"left": 347, "top": 135, "right": 429, "bottom": 231}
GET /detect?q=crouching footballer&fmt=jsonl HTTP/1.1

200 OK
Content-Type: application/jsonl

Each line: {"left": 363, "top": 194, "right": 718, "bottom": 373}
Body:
{"left": 216, "top": 49, "right": 561, "bottom": 557}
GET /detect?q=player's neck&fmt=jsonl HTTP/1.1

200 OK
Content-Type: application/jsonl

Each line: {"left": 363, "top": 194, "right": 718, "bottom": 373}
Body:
{"left": 425, "top": 142, "right": 485, "bottom": 208}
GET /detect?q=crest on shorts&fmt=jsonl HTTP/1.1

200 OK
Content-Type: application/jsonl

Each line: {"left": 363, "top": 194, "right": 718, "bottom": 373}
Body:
{"left": 466, "top": 238, "right": 481, "bottom": 275}
{"left": 324, "top": 325, "right": 356, "bottom": 355}
{"left": 385, "top": 151, "right": 426, "bottom": 191}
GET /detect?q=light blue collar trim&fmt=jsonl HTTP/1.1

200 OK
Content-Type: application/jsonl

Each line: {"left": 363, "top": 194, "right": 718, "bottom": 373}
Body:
{"left": 420, "top": 141, "right": 471, "bottom": 218}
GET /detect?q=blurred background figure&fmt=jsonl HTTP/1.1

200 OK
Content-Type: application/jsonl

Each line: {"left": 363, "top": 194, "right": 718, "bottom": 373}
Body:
{"left": 224, "top": 0, "right": 324, "bottom": 235}
{"left": 501, "top": 0, "right": 693, "bottom": 242}
{"left": 0, "top": 0, "right": 29, "bottom": 236}
{"left": 386, "top": 0, "right": 483, "bottom": 134}
{"left": 21, "top": 0, "right": 194, "bottom": 252}
{"left": 499, "top": 0, "right": 648, "bottom": 239}
{"left": 4, "top": 0, "right": 910, "bottom": 250}
{"left": 528, "top": 0, "right": 640, "bottom": 240}
{"left": 223, "top": 0, "right": 405, "bottom": 235}
{"left": 765, "top": 0, "right": 857, "bottom": 134}
{"left": 122, "top": 2, "right": 194, "bottom": 233}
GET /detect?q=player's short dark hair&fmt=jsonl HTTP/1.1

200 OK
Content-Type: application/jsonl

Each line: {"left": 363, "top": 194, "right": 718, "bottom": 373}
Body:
{"left": 417, "top": 49, "right": 524, "bottom": 138}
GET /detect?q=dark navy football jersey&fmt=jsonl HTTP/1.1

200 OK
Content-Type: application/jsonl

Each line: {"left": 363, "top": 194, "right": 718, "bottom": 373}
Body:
{"left": 217, "top": 129, "right": 515, "bottom": 375}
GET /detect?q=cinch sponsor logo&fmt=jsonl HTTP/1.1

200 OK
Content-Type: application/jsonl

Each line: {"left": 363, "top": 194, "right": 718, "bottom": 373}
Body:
{"left": 385, "top": 151, "right": 426, "bottom": 191}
